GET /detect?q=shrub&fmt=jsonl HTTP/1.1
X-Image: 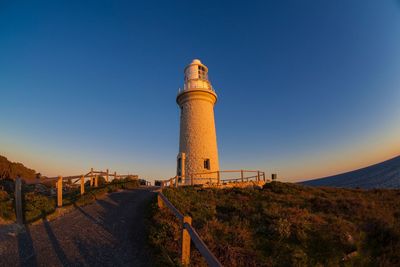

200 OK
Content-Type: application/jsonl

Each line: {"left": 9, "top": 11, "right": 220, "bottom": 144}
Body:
{"left": 23, "top": 192, "right": 56, "bottom": 223}
{"left": 123, "top": 180, "right": 140, "bottom": 189}
{"left": 149, "top": 183, "right": 400, "bottom": 266}
{"left": 75, "top": 192, "right": 96, "bottom": 206}
{"left": 63, "top": 190, "right": 80, "bottom": 206}
{"left": 0, "top": 190, "right": 9, "bottom": 201}
{"left": 0, "top": 189, "right": 15, "bottom": 220}
{"left": 0, "top": 178, "right": 15, "bottom": 193}
{"left": 97, "top": 176, "right": 107, "bottom": 186}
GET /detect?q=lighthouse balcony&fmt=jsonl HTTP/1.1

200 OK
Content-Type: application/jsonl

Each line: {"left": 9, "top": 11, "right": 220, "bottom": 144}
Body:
{"left": 178, "top": 84, "right": 215, "bottom": 94}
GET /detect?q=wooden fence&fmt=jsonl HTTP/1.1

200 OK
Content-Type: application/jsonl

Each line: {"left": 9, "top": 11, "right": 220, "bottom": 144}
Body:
{"left": 161, "top": 169, "right": 267, "bottom": 187}
{"left": 13, "top": 168, "right": 145, "bottom": 225}
{"left": 42, "top": 168, "right": 141, "bottom": 208}
{"left": 157, "top": 191, "right": 222, "bottom": 267}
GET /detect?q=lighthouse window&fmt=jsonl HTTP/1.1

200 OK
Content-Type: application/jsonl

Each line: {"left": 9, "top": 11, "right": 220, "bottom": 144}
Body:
{"left": 199, "top": 70, "right": 206, "bottom": 79}
{"left": 204, "top": 159, "right": 210, "bottom": 170}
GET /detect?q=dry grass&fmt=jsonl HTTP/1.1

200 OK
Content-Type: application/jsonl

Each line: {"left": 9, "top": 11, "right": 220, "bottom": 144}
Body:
{"left": 148, "top": 182, "right": 400, "bottom": 267}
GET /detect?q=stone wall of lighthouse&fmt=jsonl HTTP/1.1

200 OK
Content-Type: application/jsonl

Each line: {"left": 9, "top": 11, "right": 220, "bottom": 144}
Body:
{"left": 176, "top": 59, "right": 220, "bottom": 184}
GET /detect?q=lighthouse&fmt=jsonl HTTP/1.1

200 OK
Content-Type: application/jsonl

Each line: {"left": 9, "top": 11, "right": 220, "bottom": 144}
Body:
{"left": 176, "top": 59, "right": 219, "bottom": 184}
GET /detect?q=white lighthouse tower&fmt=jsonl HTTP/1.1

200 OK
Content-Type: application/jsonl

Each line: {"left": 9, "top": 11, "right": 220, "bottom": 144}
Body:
{"left": 176, "top": 59, "right": 219, "bottom": 184}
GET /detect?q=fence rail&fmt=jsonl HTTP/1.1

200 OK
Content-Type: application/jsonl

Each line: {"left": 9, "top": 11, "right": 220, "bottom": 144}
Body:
{"left": 11, "top": 167, "right": 146, "bottom": 225}
{"left": 43, "top": 169, "right": 138, "bottom": 181}
{"left": 157, "top": 191, "right": 222, "bottom": 267}
{"left": 160, "top": 169, "right": 267, "bottom": 187}
{"left": 43, "top": 168, "right": 142, "bottom": 207}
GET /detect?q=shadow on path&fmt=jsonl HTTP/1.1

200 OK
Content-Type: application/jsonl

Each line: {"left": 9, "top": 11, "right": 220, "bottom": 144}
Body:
{"left": 42, "top": 215, "right": 73, "bottom": 266}
{"left": 17, "top": 226, "right": 38, "bottom": 267}
{"left": 73, "top": 203, "right": 100, "bottom": 225}
{"left": 7, "top": 189, "right": 156, "bottom": 267}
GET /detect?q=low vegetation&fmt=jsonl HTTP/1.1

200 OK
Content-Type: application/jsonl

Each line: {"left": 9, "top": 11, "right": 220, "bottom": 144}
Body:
{"left": 148, "top": 182, "right": 400, "bottom": 266}
{"left": 0, "top": 177, "right": 139, "bottom": 223}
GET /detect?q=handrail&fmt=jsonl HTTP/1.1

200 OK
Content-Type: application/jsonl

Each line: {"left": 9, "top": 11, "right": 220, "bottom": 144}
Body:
{"left": 190, "top": 169, "right": 261, "bottom": 175}
{"left": 44, "top": 170, "right": 139, "bottom": 181}
{"left": 184, "top": 222, "right": 222, "bottom": 267}
{"left": 63, "top": 175, "right": 83, "bottom": 179}
{"left": 35, "top": 168, "right": 148, "bottom": 208}
{"left": 221, "top": 175, "right": 258, "bottom": 182}
{"left": 158, "top": 191, "right": 184, "bottom": 221}
{"left": 178, "top": 175, "right": 261, "bottom": 184}
{"left": 13, "top": 175, "right": 146, "bottom": 225}
{"left": 158, "top": 191, "right": 222, "bottom": 266}
{"left": 159, "top": 170, "right": 267, "bottom": 187}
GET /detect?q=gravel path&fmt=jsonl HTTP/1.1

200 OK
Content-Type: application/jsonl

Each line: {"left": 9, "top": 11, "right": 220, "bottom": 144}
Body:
{"left": 0, "top": 188, "right": 156, "bottom": 267}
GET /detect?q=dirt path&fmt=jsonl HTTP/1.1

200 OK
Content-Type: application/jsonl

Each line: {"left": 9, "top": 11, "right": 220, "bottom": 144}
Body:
{"left": 0, "top": 188, "right": 156, "bottom": 267}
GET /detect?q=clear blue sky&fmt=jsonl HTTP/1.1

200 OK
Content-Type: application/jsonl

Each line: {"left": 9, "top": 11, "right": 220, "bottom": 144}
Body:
{"left": 1, "top": 0, "right": 399, "bottom": 182}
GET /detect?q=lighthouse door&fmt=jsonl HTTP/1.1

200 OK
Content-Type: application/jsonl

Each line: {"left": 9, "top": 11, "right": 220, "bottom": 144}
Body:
{"left": 177, "top": 157, "right": 182, "bottom": 181}
{"left": 176, "top": 152, "right": 186, "bottom": 183}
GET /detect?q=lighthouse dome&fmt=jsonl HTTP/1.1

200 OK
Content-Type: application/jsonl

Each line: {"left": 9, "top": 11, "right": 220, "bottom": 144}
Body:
{"left": 192, "top": 59, "right": 202, "bottom": 64}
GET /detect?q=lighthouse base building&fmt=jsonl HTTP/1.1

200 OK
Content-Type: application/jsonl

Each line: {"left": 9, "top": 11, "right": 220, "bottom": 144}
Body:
{"left": 176, "top": 59, "right": 219, "bottom": 185}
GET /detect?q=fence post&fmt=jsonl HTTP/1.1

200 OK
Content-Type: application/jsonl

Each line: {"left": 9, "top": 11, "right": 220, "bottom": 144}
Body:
{"left": 94, "top": 175, "right": 98, "bottom": 187}
{"left": 114, "top": 171, "right": 117, "bottom": 181}
{"left": 106, "top": 169, "right": 109, "bottom": 183}
{"left": 57, "top": 176, "right": 63, "bottom": 207}
{"left": 217, "top": 171, "right": 220, "bottom": 185}
{"left": 257, "top": 171, "right": 260, "bottom": 182}
{"left": 157, "top": 194, "right": 164, "bottom": 208}
{"left": 80, "top": 175, "right": 85, "bottom": 195}
{"left": 90, "top": 168, "right": 94, "bottom": 187}
{"left": 15, "top": 176, "right": 23, "bottom": 225}
{"left": 241, "top": 170, "right": 244, "bottom": 182}
{"left": 263, "top": 172, "right": 266, "bottom": 181}
{"left": 182, "top": 216, "right": 192, "bottom": 266}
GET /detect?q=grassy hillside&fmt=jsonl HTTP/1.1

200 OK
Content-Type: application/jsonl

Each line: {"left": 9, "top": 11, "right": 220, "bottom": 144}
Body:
{"left": 148, "top": 182, "right": 400, "bottom": 267}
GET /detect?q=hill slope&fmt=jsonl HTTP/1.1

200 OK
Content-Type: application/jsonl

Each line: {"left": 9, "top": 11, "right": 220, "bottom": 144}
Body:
{"left": 0, "top": 155, "right": 37, "bottom": 181}
{"left": 149, "top": 183, "right": 400, "bottom": 266}
{"left": 302, "top": 156, "right": 400, "bottom": 189}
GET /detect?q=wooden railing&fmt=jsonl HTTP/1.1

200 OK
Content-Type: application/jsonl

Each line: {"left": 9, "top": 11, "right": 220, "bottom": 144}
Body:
{"left": 160, "top": 176, "right": 179, "bottom": 188}
{"left": 41, "top": 168, "right": 142, "bottom": 208}
{"left": 157, "top": 191, "right": 222, "bottom": 267}
{"left": 44, "top": 168, "right": 139, "bottom": 183}
{"left": 13, "top": 168, "right": 146, "bottom": 225}
{"left": 160, "top": 169, "right": 267, "bottom": 187}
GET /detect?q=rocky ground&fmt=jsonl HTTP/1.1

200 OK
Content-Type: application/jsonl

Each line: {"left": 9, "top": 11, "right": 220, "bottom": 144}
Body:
{"left": 0, "top": 188, "right": 156, "bottom": 267}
